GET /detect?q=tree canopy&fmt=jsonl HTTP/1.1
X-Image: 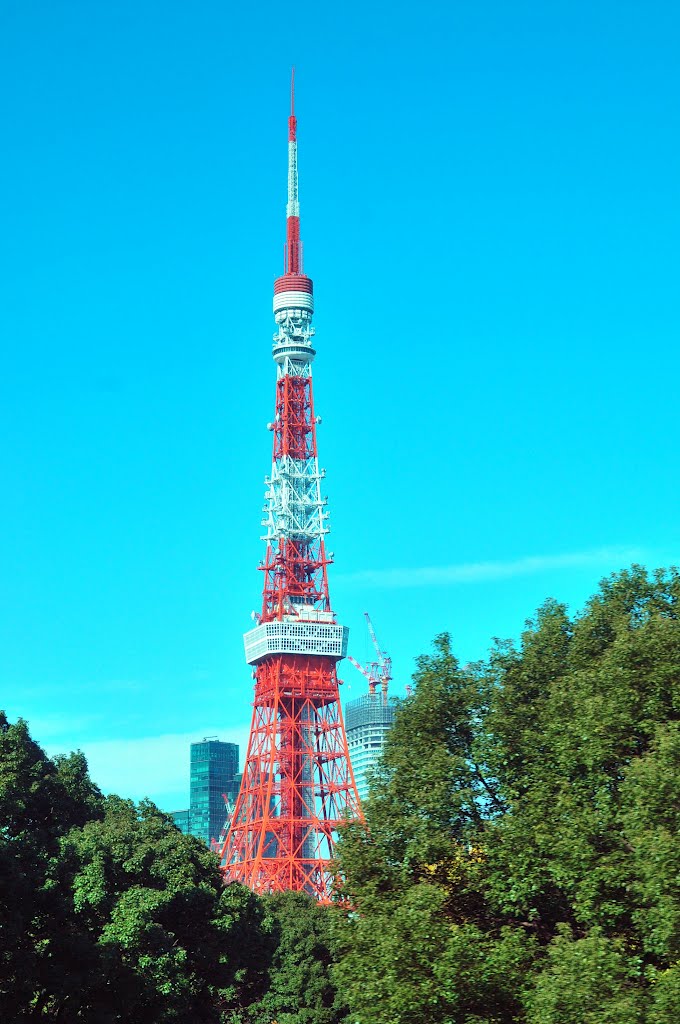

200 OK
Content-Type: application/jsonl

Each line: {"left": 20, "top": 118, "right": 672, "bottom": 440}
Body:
{"left": 334, "top": 566, "right": 680, "bottom": 1024}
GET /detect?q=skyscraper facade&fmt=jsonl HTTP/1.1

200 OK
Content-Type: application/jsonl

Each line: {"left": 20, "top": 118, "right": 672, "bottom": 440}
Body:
{"left": 170, "top": 809, "right": 190, "bottom": 834}
{"left": 344, "top": 695, "right": 396, "bottom": 803}
{"left": 189, "top": 738, "right": 239, "bottom": 846}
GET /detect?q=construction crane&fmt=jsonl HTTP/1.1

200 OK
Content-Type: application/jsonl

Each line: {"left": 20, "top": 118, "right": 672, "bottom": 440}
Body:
{"left": 211, "top": 792, "right": 236, "bottom": 858}
{"left": 347, "top": 612, "right": 392, "bottom": 705}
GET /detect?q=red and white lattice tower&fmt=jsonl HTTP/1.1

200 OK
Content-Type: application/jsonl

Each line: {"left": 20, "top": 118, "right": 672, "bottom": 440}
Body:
{"left": 218, "top": 72, "right": 362, "bottom": 902}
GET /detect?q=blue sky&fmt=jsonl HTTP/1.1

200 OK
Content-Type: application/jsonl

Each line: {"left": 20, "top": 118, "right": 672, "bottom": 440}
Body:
{"left": 0, "top": 1, "right": 678, "bottom": 810}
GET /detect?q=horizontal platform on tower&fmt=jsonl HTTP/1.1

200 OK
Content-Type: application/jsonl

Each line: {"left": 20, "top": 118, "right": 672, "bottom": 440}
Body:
{"left": 244, "top": 620, "right": 349, "bottom": 665}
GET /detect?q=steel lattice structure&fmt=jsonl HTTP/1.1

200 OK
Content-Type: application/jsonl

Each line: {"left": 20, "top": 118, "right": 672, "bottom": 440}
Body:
{"left": 218, "top": 72, "right": 362, "bottom": 901}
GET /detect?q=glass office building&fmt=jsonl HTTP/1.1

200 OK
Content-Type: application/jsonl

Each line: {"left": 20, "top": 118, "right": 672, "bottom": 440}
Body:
{"left": 344, "top": 695, "right": 396, "bottom": 803}
{"left": 189, "top": 738, "right": 239, "bottom": 847}
{"left": 171, "top": 809, "right": 190, "bottom": 834}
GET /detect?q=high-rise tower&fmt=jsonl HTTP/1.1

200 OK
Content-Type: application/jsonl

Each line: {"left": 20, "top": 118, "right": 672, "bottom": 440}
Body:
{"left": 219, "top": 74, "right": 361, "bottom": 902}
{"left": 189, "top": 738, "right": 239, "bottom": 846}
{"left": 345, "top": 696, "right": 396, "bottom": 803}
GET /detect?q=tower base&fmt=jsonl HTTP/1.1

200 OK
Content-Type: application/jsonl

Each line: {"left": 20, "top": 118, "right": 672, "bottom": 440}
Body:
{"left": 219, "top": 654, "right": 361, "bottom": 902}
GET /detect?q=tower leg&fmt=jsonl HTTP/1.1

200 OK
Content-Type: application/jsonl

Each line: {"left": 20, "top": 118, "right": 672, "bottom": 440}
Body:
{"left": 220, "top": 655, "right": 361, "bottom": 902}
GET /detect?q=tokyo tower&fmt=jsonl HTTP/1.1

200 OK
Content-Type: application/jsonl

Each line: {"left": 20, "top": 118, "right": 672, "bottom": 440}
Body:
{"left": 218, "top": 72, "right": 362, "bottom": 902}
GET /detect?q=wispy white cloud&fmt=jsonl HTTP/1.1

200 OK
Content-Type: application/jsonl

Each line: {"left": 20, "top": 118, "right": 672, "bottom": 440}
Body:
{"left": 335, "top": 546, "right": 644, "bottom": 589}
{"left": 45, "top": 724, "right": 252, "bottom": 809}
{"left": 21, "top": 713, "right": 104, "bottom": 741}
{"left": 18, "top": 678, "right": 144, "bottom": 701}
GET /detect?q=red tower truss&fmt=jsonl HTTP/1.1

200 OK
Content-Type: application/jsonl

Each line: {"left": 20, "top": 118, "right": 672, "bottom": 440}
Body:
{"left": 218, "top": 73, "right": 362, "bottom": 902}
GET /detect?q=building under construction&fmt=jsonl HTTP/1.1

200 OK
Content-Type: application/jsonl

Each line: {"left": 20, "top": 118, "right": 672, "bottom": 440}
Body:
{"left": 344, "top": 694, "right": 396, "bottom": 802}
{"left": 345, "top": 612, "right": 395, "bottom": 801}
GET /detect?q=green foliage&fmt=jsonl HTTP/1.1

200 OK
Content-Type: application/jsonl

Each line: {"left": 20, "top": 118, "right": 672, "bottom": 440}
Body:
{"left": 348, "top": 634, "right": 500, "bottom": 882}
{"left": 242, "top": 891, "right": 345, "bottom": 1024}
{"left": 0, "top": 712, "right": 106, "bottom": 1019}
{"left": 619, "top": 723, "right": 680, "bottom": 961}
{"left": 334, "top": 637, "right": 533, "bottom": 1024}
{"left": 0, "top": 716, "right": 232, "bottom": 1022}
{"left": 57, "top": 796, "right": 225, "bottom": 1021}
{"left": 335, "top": 567, "right": 680, "bottom": 1023}
{"left": 525, "top": 926, "right": 645, "bottom": 1024}
{"left": 646, "top": 964, "right": 680, "bottom": 1024}
{"left": 214, "top": 882, "right": 273, "bottom": 1013}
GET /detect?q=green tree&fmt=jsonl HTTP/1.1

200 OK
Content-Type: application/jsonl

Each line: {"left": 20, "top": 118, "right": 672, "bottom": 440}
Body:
{"left": 228, "top": 890, "right": 345, "bottom": 1024}
{"left": 334, "top": 636, "right": 535, "bottom": 1024}
{"left": 619, "top": 723, "right": 680, "bottom": 962}
{"left": 0, "top": 713, "right": 105, "bottom": 1018}
{"left": 56, "top": 795, "right": 226, "bottom": 1022}
{"left": 0, "top": 714, "right": 272, "bottom": 1022}
{"left": 214, "top": 882, "right": 273, "bottom": 1017}
{"left": 335, "top": 567, "right": 680, "bottom": 1023}
{"left": 525, "top": 927, "right": 645, "bottom": 1024}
